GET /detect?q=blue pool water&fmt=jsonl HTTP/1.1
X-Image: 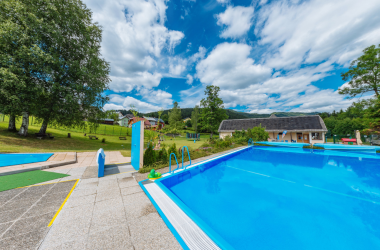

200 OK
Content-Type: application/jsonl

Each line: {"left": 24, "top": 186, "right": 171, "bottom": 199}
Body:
{"left": 0, "top": 153, "right": 54, "bottom": 167}
{"left": 158, "top": 146, "right": 380, "bottom": 250}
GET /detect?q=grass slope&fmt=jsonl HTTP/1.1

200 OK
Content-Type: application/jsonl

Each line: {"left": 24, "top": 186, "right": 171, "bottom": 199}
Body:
{"left": 0, "top": 170, "right": 69, "bottom": 192}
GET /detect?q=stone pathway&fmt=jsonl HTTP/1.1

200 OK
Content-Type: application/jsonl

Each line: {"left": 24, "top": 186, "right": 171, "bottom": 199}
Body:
{"left": 0, "top": 181, "right": 77, "bottom": 250}
{"left": 39, "top": 173, "right": 181, "bottom": 250}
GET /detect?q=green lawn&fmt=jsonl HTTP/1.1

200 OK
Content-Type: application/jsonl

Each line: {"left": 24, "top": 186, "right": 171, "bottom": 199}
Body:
{"left": 0, "top": 170, "right": 69, "bottom": 192}
{"left": 0, "top": 118, "right": 217, "bottom": 155}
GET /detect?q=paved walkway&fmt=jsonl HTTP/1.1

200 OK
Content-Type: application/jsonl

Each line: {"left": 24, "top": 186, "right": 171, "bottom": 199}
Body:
{"left": 39, "top": 173, "right": 181, "bottom": 250}
{"left": 0, "top": 181, "right": 77, "bottom": 250}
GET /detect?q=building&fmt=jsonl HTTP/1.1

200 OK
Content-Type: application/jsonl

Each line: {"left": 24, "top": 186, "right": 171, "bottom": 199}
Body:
{"left": 119, "top": 114, "right": 135, "bottom": 127}
{"left": 218, "top": 115, "right": 327, "bottom": 144}
{"left": 183, "top": 117, "right": 191, "bottom": 123}
{"left": 100, "top": 119, "right": 114, "bottom": 125}
{"left": 128, "top": 117, "right": 151, "bottom": 129}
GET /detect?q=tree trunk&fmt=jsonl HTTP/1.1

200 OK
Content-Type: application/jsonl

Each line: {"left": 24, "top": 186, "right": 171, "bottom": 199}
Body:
{"left": 8, "top": 115, "right": 17, "bottom": 132}
{"left": 210, "top": 131, "right": 213, "bottom": 139}
{"left": 18, "top": 112, "right": 29, "bottom": 136}
{"left": 39, "top": 119, "right": 49, "bottom": 134}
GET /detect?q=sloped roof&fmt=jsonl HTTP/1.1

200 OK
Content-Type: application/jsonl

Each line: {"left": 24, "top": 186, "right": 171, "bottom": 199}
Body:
{"left": 218, "top": 115, "right": 327, "bottom": 132}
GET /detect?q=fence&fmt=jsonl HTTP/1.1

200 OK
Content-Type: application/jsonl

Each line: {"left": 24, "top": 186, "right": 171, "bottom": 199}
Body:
{"left": 0, "top": 114, "right": 132, "bottom": 136}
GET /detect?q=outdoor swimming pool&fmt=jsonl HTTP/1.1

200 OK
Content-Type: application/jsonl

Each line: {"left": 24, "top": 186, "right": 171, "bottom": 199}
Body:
{"left": 154, "top": 146, "right": 380, "bottom": 249}
{"left": 0, "top": 153, "right": 54, "bottom": 167}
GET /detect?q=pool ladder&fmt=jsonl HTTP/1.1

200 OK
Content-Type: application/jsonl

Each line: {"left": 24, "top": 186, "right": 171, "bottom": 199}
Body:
{"left": 169, "top": 146, "right": 192, "bottom": 174}
{"left": 248, "top": 138, "right": 253, "bottom": 146}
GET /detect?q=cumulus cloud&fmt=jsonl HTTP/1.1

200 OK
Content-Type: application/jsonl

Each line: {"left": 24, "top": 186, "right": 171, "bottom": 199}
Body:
{"left": 83, "top": 0, "right": 184, "bottom": 92}
{"left": 169, "top": 57, "right": 188, "bottom": 76}
{"left": 196, "top": 42, "right": 272, "bottom": 90}
{"left": 186, "top": 74, "right": 194, "bottom": 85}
{"left": 138, "top": 88, "right": 173, "bottom": 106}
{"left": 256, "top": 0, "right": 380, "bottom": 70}
{"left": 104, "top": 95, "right": 162, "bottom": 113}
{"left": 217, "top": 6, "right": 254, "bottom": 39}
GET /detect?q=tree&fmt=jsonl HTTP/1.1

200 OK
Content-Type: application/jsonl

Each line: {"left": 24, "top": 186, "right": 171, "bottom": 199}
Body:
{"left": 339, "top": 44, "right": 380, "bottom": 98}
{"left": 247, "top": 125, "right": 269, "bottom": 142}
{"left": 364, "top": 96, "right": 380, "bottom": 132}
{"left": 161, "top": 114, "right": 169, "bottom": 124}
{"left": 0, "top": 0, "right": 52, "bottom": 135}
{"left": 168, "top": 102, "right": 182, "bottom": 132}
{"left": 157, "top": 108, "right": 164, "bottom": 129}
{"left": 199, "top": 85, "right": 228, "bottom": 137}
{"left": 32, "top": 0, "right": 110, "bottom": 134}
{"left": 130, "top": 105, "right": 139, "bottom": 117}
{"left": 185, "top": 119, "right": 192, "bottom": 128}
{"left": 333, "top": 118, "right": 364, "bottom": 135}
{"left": 191, "top": 105, "right": 199, "bottom": 132}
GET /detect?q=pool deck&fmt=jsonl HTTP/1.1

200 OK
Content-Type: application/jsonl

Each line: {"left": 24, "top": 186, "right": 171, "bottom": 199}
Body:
{"left": 0, "top": 148, "right": 246, "bottom": 249}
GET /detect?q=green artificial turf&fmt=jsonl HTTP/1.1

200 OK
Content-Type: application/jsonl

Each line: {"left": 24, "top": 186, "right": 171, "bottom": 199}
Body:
{"left": 0, "top": 170, "right": 70, "bottom": 192}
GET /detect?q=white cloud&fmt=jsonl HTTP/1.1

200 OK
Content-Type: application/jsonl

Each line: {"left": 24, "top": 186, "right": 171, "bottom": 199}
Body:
{"left": 83, "top": 0, "right": 184, "bottom": 92}
{"left": 169, "top": 57, "right": 188, "bottom": 76}
{"left": 186, "top": 74, "right": 193, "bottom": 85}
{"left": 217, "top": 6, "right": 254, "bottom": 39}
{"left": 256, "top": 0, "right": 380, "bottom": 69}
{"left": 216, "top": 0, "right": 229, "bottom": 4}
{"left": 104, "top": 95, "right": 162, "bottom": 113}
{"left": 138, "top": 88, "right": 173, "bottom": 106}
{"left": 196, "top": 42, "right": 272, "bottom": 90}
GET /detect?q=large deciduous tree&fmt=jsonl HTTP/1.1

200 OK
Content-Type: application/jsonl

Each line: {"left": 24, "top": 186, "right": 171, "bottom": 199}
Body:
{"left": 199, "top": 85, "right": 228, "bottom": 138}
{"left": 33, "top": 0, "right": 110, "bottom": 134}
{"left": 0, "top": 0, "right": 51, "bottom": 135}
{"left": 339, "top": 44, "right": 380, "bottom": 98}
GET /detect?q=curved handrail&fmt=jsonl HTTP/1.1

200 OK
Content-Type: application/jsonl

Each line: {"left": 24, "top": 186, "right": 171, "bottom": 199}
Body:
{"left": 169, "top": 153, "right": 179, "bottom": 173}
{"left": 182, "top": 146, "right": 191, "bottom": 170}
{"left": 248, "top": 138, "right": 253, "bottom": 145}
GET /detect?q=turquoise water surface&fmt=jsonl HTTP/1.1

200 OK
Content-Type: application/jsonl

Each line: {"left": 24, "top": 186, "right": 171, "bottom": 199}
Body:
{"left": 159, "top": 146, "right": 380, "bottom": 249}
{"left": 0, "top": 153, "right": 54, "bottom": 167}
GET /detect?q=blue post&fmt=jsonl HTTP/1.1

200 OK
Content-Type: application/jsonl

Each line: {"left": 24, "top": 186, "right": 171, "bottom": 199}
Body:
{"left": 182, "top": 146, "right": 191, "bottom": 169}
{"left": 169, "top": 153, "right": 179, "bottom": 174}
{"left": 97, "top": 148, "right": 105, "bottom": 178}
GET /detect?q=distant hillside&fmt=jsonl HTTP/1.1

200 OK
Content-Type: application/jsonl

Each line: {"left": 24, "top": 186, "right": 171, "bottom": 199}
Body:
{"left": 134, "top": 108, "right": 319, "bottom": 120}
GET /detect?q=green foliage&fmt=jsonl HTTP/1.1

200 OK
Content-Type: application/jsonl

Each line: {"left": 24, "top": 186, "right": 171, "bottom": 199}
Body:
{"left": 231, "top": 125, "right": 269, "bottom": 143}
{"left": 157, "top": 147, "right": 168, "bottom": 163}
{"left": 191, "top": 105, "right": 200, "bottom": 132}
{"left": 101, "top": 138, "right": 106, "bottom": 143}
{"left": 199, "top": 85, "right": 228, "bottom": 136}
{"left": 332, "top": 118, "right": 365, "bottom": 135}
{"left": 168, "top": 102, "right": 183, "bottom": 132}
{"left": 339, "top": 44, "right": 380, "bottom": 98}
{"left": 364, "top": 96, "right": 380, "bottom": 132}
{"left": 185, "top": 119, "right": 192, "bottom": 127}
{"left": 161, "top": 114, "right": 169, "bottom": 124}
{"left": 167, "top": 143, "right": 178, "bottom": 159}
{"left": 143, "top": 144, "right": 156, "bottom": 166}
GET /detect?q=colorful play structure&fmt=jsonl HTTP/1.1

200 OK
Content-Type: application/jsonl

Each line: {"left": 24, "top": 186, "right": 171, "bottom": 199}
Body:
{"left": 186, "top": 133, "right": 201, "bottom": 140}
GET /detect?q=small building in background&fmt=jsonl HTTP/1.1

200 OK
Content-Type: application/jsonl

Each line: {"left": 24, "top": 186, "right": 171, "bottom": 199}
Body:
{"left": 128, "top": 117, "right": 151, "bottom": 129}
{"left": 218, "top": 115, "right": 327, "bottom": 144}
{"left": 100, "top": 118, "right": 114, "bottom": 125}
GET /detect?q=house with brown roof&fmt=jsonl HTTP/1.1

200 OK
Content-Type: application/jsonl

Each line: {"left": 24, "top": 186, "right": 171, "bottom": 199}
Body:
{"left": 218, "top": 115, "right": 328, "bottom": 144}
{"left": 128, "top": 117, "right": 151, "bottom": 129}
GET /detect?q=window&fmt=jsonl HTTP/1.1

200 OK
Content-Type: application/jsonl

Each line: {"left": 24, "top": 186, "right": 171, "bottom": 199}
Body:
{"left": 311, "top": 133, "right": 322, "bottom": 140}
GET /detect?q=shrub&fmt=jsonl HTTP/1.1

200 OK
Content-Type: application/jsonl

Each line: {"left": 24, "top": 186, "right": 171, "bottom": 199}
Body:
{"left": 167, "top": 143, "right": 177, "bottom": 157}
{"left": 101, "top": 138, "right": 106, "bottom": 143}
{"left": 158, "top": 147, "right": 168, "bottom": 163}
{"left": 143, "top": 144, "right": 156, "bottom": 166}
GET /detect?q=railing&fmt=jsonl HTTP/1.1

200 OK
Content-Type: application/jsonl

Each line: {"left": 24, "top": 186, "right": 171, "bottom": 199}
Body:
{"left": 169, "top": 153, "right": 179, "bottom": 174}
{"left": 248, "top": 138, "right": 253, "bottom": 145}
{"left": 182, "top": 146, "right": 191, "bottom": 170}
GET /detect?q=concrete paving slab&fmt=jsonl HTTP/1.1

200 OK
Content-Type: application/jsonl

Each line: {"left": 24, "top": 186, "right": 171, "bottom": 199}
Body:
{"left": 138, "top": 229, "right": 183, "bottom": 250}
{"left": 95, "top": 189, "right": 121, "bottom": 202}
{"left": 69, "top": 188, "right": 97, "bottom": 199}
{"left": 129, "top": 213, "right": 170, "bottom": 247}
{"left": 118, "top": 177, "right": 139, "bottom": 189}
{"left": 0, "top": 222, "right": 12, "bottom": 236}
{"left": 64, "top": 194, "right": 96, "bottom": 208}
{"left": 56, "top": 203, "right": 94, "bottom": 223}
{"left": 123, "top": 192, "right": 153, "bottom": 221}
{"left": 80, "top": 178, "right": 98, "bottom": 185}
{"left": 93, "top": 197, "right": 124, "bottom": 212}
{"left": 86, "top": 225, "right": 133, "bottom": 250}
{"left": 121, "top": 186, "right": 143, "bottom": 196}
{"left": 40, "top": 237, "right": 87, "bottom": 250}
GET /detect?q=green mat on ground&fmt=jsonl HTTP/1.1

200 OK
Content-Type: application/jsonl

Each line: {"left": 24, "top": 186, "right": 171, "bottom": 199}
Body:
{"left": 0, "top": 170, "right": 70, "bottom": 192}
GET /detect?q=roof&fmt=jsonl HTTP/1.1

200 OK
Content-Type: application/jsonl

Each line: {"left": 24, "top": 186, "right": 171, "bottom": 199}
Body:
{"left": 129, "top": 117, "right": 151, "bottom": 126}
{"left": 102, "top": 119, "right": 114, "bottom": 122}
{"left": 218, "top": 115, "right": 327, "bottom": 132}
{"left": 125, "top": 114, "right": 134, "bottom": 119}
{"left": 143, "top": 116, "right": 156, "bottom": 121}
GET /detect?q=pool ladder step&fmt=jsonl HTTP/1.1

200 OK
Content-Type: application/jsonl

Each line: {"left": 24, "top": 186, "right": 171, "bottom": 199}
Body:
{"left": 169, "top": 146, "right": 192, "bottom": 174}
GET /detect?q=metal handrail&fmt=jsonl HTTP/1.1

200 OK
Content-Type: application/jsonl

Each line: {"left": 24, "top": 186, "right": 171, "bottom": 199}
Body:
{"left": 248, "top": 138, "right": 253, "bottom": 145}
{"left": 182, "top": 146, "right": 191, "bottom": 170}
{"left": 169, "top": 153, "right": 179, "bottom": 174}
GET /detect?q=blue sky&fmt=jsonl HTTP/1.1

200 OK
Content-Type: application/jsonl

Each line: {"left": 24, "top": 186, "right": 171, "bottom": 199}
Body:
{"left": 84, "top": 0, "right": 380, "bottom": 113}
